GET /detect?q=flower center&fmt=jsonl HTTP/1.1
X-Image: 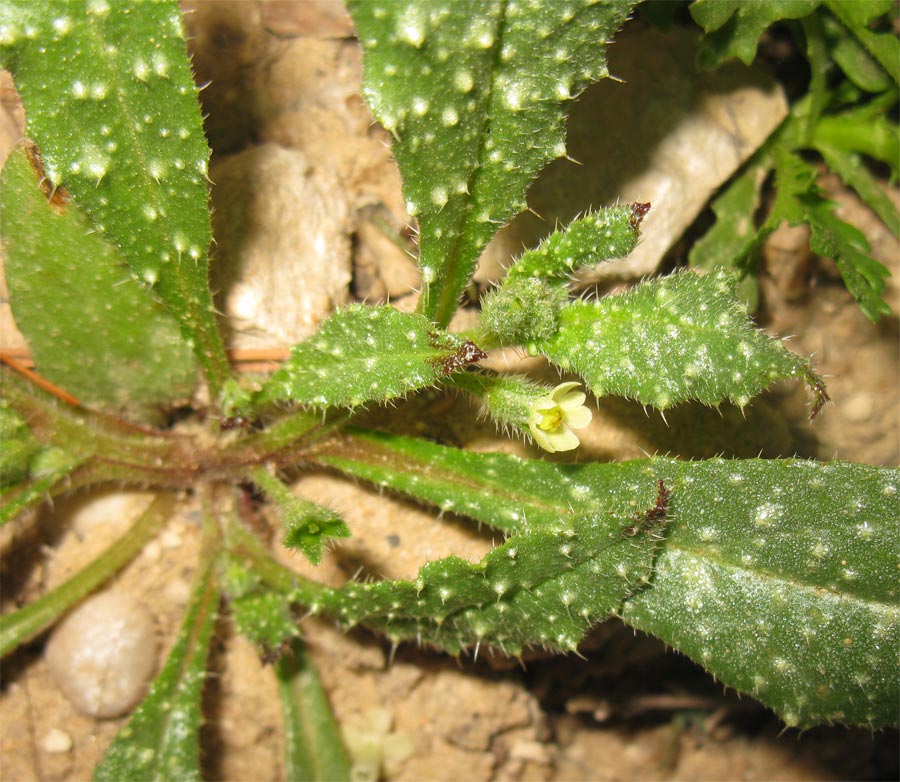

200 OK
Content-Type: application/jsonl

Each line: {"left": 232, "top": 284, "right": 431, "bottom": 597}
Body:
{"left": 535, "top": 406, "right": 564, "bottom": 432}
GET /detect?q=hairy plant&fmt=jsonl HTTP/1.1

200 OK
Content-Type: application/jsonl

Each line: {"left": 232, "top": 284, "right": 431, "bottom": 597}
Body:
{"left": 0, "top": 1, "right": 897, "bottom": 779}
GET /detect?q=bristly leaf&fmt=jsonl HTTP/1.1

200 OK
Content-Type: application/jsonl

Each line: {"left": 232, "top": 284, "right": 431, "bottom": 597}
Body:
{"left": 0, "top": 146, "right": 197, "bottom": 418}
{"left": 533, "top": 269, "right": 823, "bottom": 411}
{"left": 619, "top": 458, "right": 900, "bottom": 729}
{"left": 222, "top": 554, "right": 301, "bottom": 651}
{"left": 316, "top": 426, "right": 646, "bottom": 536}
{"left": 0, "top": 0, "right": 230, "bottom": 395}
{"left": 348, "top": 0, "right": 637, "bottom": 326}
{"left": 311, "top": 430, "right": 899, "bottom": 728}
{"left": 253, "top": 306, "right": 486, "bottom": 409}
{"left": 93, "top": 549, "right": 220, "bottom": 782}
{"left": 504, "top": 203, "right": 649, "bottom": 284}
{"left": 275, "top": 641, "right": 352, "bottom": 782}
{"left": 251, "top": 468, "right": 350, "bottom": 565}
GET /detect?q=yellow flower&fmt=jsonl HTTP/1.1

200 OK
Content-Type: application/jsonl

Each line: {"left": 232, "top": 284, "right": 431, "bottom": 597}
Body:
{"left": 528, "top": 382, "right": 592, "bottom": 453}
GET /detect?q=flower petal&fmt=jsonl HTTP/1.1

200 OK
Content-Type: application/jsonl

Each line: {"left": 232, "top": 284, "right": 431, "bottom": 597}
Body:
{"left": 545, "top": 427, "right": 580, "bottom": 452}
{"left": 563, "top": 405, "right": 592, "bottom": 429}
{"left": 529, "top": 421, "right": 555, "bottom": 452}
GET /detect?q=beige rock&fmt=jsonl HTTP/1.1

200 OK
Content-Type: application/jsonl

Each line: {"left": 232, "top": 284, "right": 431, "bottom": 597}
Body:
{"left": 210, "top": 143, "right": 351, "bottom": 349}
{"left": 40, "top": 728, "right": 73, "bottom": 755}
{"left": 44, "top": 591, "right": 158, "bottom": 719}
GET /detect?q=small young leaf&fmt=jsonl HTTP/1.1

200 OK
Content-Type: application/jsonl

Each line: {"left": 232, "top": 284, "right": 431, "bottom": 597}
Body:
{"left": 253, "top": 467, "right": 351, "bottom": 566}
{"left": 348, "top": 0, "right": 636, "bottom": 325}
{"left": 222, "top": 555, "right": 301, "bottom": 651}
{"left": 0, "top": 0, "right": 230, "bottom": 394}
{"left": 0, "top": 400, "right": 42, "bottom": 489}
{"left": 275, "top": 641, "right": 352, "bottom": 782}
{"left": 619, "top": 459, "right": 900, "bottom": 728}
{"left": 94, "top": 552, "right": 220, "bottom": 782}
{"left": 534, "top": 269, "right": 820, "bottom": 410}
{"left": 0, "top": 146, "right": 197, "bottom": 417}
{"left": 0, "top": 450, "right": 83, "bottom": 528}
{"left": 254, "top": 306, "right": 485, "bottom": 409}
{"left": 505, "top": 204, "right": 648, "bottom": 284}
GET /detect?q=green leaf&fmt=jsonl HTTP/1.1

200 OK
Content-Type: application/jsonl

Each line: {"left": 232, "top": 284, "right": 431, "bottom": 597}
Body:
{"left": 0, "top": 0, "right": 230, "bottom": 395}
{"left": 688, "top": 163, "right": 768, "bottom": 299}
{"left": 619, "top": 459, "right": 900, "bottom": 728}
{"left": 505, "top": 204, "right": 648, "bottom": 284}
{"left": 313, "top": 431, "right": 899, "bottom": 727}
{"left": 823, "top": 0, "right": 899, "bottom": 85}
{"left": 313, "top": 474, "right": 664, "bottom": 655}
{"left": 816, "top": 143, "right": 900, "bottom": 238}
{"left": 222, "top": 554, "right": 301, "bottom": 651}
{"left": 691, "top": 0, "right": 821, "bottom": 69}
{"left": 348, "top": 0, "right": 636, "bottom": 326}
{"left": 0, "top": 145, "right": 197, "bottom": 417}
{"left": 821, "top": 10, "right": 893, "bottom": 92}
{"left": 251, "top": 468, "right": 350, "bottom": 565}
{"left": 94, "top": 547, "right": 220, "bottom": 782}
{"left": 254, "top": 306, "right": 485, "bottom": 409}
{"left": 0, "top": 400, "right": 42, "bottom": 489}
{"left": 771, "top": 150, "right": 892, "bottom": 321}
{"left": 275, "top": 641, "right": 352, "bottom": 782}
{"left": 317, "top": 426, "right": 637, "bottom": 536}
{"left": 812, "top": 109, "right": 900, "bottom": 171}
{"left": 0, "top": 494, "right": 173, "bottom": 656}
{"left": 534, "top": 269, "right": 821, "bottom": 411}
{"left": 804, "top": 198, "right": 892, "bottom": 321}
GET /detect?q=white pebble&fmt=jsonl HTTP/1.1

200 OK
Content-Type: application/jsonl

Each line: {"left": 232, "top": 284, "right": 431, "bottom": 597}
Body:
{"left": 41, "top": 728, "right": 73, "bottom": 754}
{"left": 45, "top": 591, "right": 158, "bottom": 719}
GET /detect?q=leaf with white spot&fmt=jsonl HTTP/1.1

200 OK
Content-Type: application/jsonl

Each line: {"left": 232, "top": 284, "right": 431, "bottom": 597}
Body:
{"left": 222, "top": 554, "right": 301, "bottom": 651}
{"left": 348, "top": 0, "right": 637, "bottom": 326}
{"left": 506, "top": 203, "right": 649, "bottom": 284}
{"left": 94, "top": 548, "right": 220, "bottom": 782}
{"left": 534, "top": 269, "right": 824, "bottom": 412}
{"left": 253, "top": 305, "right": 485, "bottom": 409}
{"left": 0, "top": 146, "right": 197, "bottom": 419}
{"left": 310, "top": 430, "right": 900, "bottom": 727}
{"left": 0, "top": 0, "right": 230, "bottom": 394}
{"left": 619, "top": 459, "right": 900, "bottom": 729}
{"left": 312, "top": 430, "right": 665, "bottom": 655}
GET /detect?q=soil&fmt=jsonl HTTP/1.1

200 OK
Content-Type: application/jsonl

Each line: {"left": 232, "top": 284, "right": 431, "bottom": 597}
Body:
{"left": 1, "top": 3, "right": 898, "bottom": 781}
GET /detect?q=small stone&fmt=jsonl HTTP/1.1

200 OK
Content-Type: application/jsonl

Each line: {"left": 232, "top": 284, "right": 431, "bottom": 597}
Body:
{"left": 41, "top": 728, "right": 73, "bottom": 754}
{"left": 45, "top": 591, "right": 158, "bottom": 719}
{"left": 843, "top": 391, "right": 874, "bottom": 423}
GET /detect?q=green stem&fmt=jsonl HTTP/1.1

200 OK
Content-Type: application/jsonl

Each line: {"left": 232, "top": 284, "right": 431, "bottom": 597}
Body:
{"left": 275, "top": 640, "right": 352, "bottom": 782}
{"left": 2, "top": 370, "right": 199, "bottom": 485}
{"left": 0, "top": 456, "right": 85, "bottom": 528}
{"left": 0, "top": 492, "right": 175, "bottom": 656}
